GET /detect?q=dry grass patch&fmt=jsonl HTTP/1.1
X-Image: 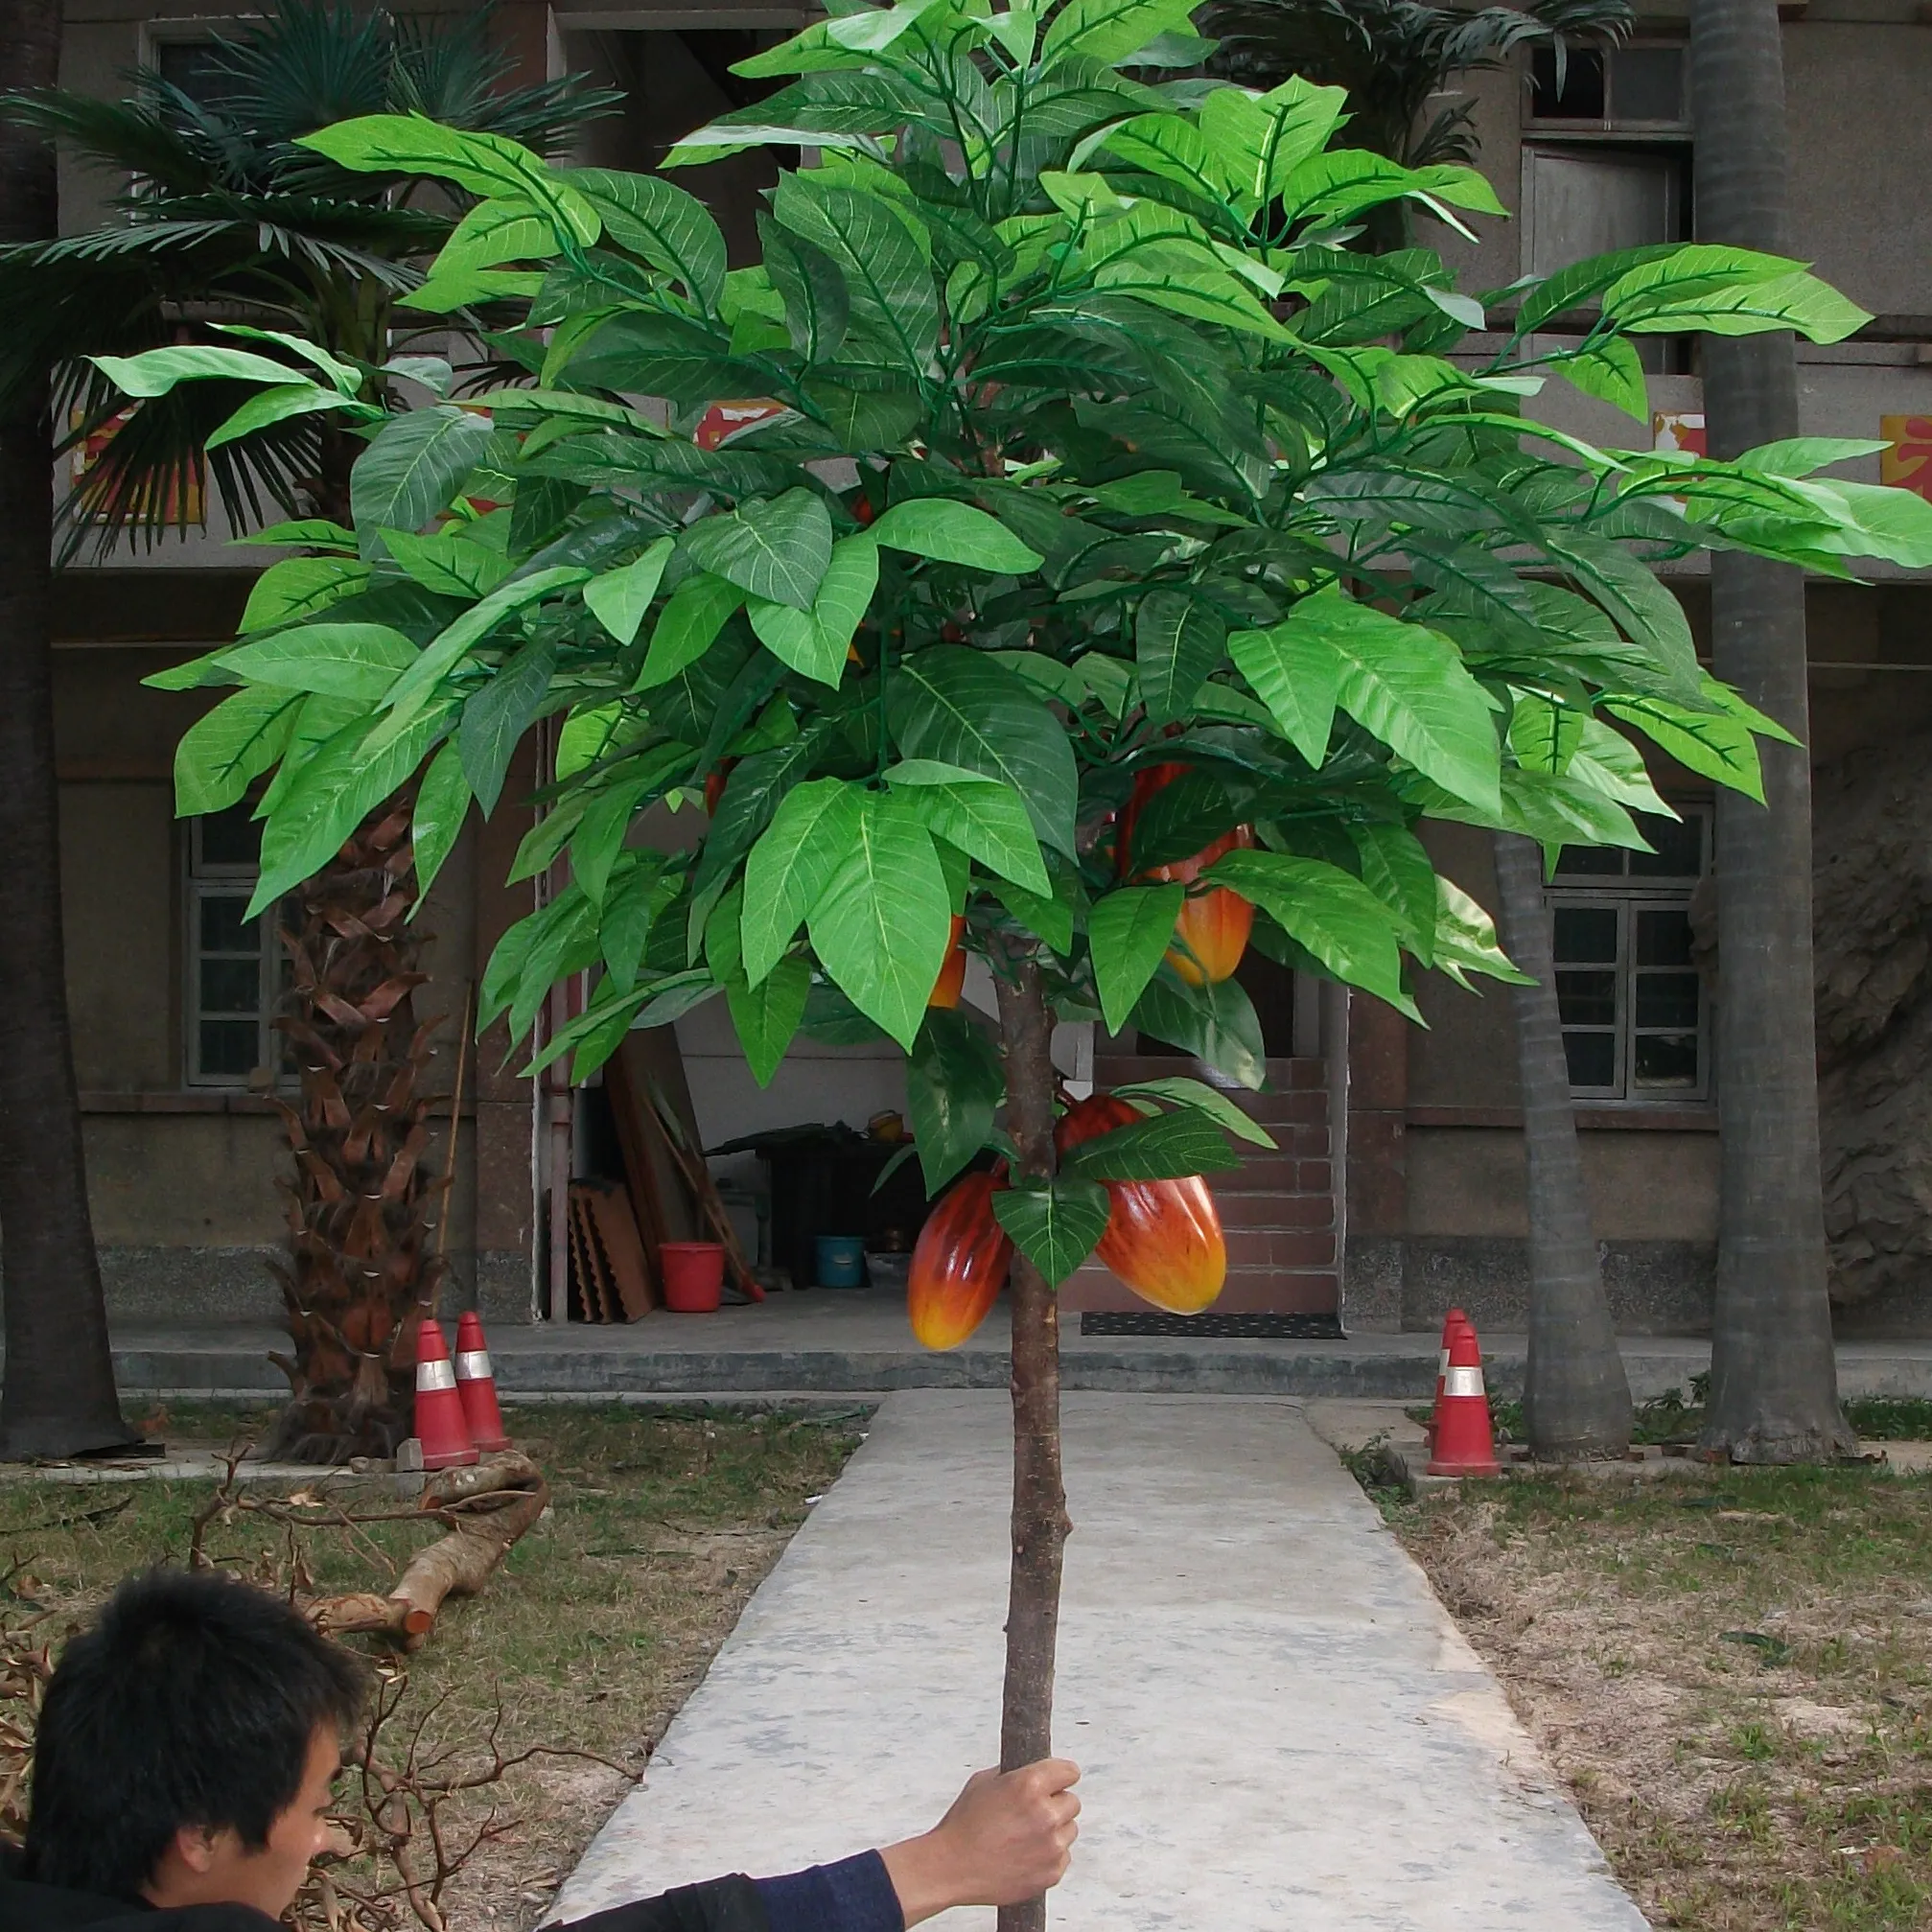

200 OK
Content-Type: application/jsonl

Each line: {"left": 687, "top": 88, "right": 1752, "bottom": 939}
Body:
{"left": 0, "top": 1401, "right": 864, "bottom": 1928}
{"left": 1385, "top": 1462, "right": 1932, "bottom": 1932}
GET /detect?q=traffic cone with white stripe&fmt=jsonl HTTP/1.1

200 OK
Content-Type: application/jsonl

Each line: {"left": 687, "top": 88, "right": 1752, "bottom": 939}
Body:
{"left": 413, "top": 1317, "right": 478, "bottom": 1470}
{"left": 1426, "top": 1306, "right": 1469, "bottom": 1455}
{"left": 1427, "top": 1316, "right": 1500, "bottom": 1477}
{"left": 454, "top": 1310, "right": 511, "bottom": 1453}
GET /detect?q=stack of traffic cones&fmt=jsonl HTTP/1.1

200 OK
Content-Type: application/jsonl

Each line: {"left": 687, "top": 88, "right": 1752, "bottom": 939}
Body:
{"left": 1427, "top": 1313, "right": 1500, "bottom": 1478}
{"left": 1427, "top": 1306, "right": 1470, "bottom": 1454}
{"left": 411, "top": 1314, "right": 512, "bottom": 1469}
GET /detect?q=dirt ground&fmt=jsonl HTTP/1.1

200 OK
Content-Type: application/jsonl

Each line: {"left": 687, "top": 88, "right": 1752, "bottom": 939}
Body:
{"left": 1385, "top": 1461, "right": 1932, "bottom": 1932}
{"left": 0, "top": 1401, "right": 863, "bottom": 1930}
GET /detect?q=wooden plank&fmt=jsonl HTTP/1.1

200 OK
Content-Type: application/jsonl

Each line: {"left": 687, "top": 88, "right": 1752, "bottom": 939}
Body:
{"left": 583, "top": 1178, "right": 654, "bottom": 1320}
{"left": 606, "top": 1036, "right": 697, "bottom": 1247}
{"left": 570, "top": 1185, "right": 617, "bottom": 1323}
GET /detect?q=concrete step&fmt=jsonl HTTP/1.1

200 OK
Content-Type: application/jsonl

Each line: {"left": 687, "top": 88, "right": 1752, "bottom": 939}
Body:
{"left": 1060, "top": 1268, "right": 1340, "bottom": 1316}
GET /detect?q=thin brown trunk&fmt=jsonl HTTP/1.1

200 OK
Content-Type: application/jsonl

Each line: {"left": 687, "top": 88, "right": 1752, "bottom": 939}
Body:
{"left": 1491, "top": 832, "right": 1632, "bottom": 1457}
{"left": 1689, "top": 0, "right": 1853, "bottom": 1461}
{"left": 0, "top": 0, "right": 135, "bottom": 1458}
{"left": 992, "top": 950, "right": 1068, "bottom": 1932}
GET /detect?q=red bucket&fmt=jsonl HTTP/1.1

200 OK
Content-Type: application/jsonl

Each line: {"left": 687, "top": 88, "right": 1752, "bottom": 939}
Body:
{"left": 660, "top": 1242, "right": 725, "bottom": 1313}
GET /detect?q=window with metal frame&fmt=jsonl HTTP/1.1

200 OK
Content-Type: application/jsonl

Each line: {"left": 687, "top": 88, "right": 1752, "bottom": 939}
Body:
{"left": 1548, "top": 806, "right": 1710, "bottom": 1103}
{"left": 183, "top": 803, "right": 290, "bottom": 1087}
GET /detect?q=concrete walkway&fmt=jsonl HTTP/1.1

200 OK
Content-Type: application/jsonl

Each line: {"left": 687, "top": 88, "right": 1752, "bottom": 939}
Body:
{"left": 550, "top": 1391, "right": 1646, "bottom": 1931}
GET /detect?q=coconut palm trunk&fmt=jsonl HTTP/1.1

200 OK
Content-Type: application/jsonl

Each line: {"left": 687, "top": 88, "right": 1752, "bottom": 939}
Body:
{"left": 0, "top": 0, "right": 137, "bottom": 1459}
{"left": 1689, "top": 0, "right": 1854, "bottom": 1461}
{"left": 1491, "top": 833, "right": 1632, "bottom": 1455}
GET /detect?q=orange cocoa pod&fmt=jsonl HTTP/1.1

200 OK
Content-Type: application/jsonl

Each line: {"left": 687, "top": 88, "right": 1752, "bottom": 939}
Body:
{"left": 927, "top": 915, "right": 967, "bottom": 1008}
{"left": 1055, "top": 1094, "right": 1226, "bottom": 1315}
{"left": 908, "top": 1170, "right": 1012, "bottom": 1349}
{"left": 1119, "top": 764, "right": 1257, "bottom": 985}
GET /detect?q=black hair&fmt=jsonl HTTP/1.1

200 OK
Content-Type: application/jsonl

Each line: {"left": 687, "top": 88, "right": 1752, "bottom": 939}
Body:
{"left": 23, "top": 1567, "right": 369, "bottom": 1900}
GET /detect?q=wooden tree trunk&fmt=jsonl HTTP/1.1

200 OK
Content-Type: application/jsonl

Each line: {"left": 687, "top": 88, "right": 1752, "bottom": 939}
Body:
{"left": 1491, "top": 833, "right": 1633, "bottom": 1457}
{"left": 262, "top": 794, "right": 447, "bottom": 1463}
{"left": 991, "top": 949, "right": 1070, "bottom": 1932}
{"left": 1689, "top": 0, "right": 1854, "bottom": 1462}
{"left": 0, "top": 0, "right": 136, "bottom": 1460}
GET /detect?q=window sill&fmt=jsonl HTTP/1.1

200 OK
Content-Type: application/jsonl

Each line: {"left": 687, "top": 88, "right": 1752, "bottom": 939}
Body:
{"left": 1406, "top": 1105, "right": 1717, "bottom": 1131}
{"left": 81, "top": 1091, "right": 282, "bottom": 1114}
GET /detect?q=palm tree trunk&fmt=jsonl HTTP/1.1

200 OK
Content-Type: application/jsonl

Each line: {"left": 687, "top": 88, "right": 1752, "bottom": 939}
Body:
{"left": 991, "top": 946, "right": 1069, "bottom": 1932}
{"left": 0, "top": 0, "right": 136, "bottom": 1459}
{"left": 1491, "top": 833, "right": 1632, "bottom": 1456}
{"left": 1689, "top": 0, "right": 1853, "bottom": 1462}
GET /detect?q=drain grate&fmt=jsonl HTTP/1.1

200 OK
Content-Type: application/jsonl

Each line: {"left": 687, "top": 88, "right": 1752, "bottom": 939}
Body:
{"left": 1081, "top": 1312, "right": 1345, "bottom": 1339}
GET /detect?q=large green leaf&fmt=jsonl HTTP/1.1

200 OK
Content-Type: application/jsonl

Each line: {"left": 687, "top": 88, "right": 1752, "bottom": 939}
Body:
{"left": 1431, "top": 877, "right": 1532, "bottom": 990}
{"left": 747, "top": 534, "right": 878, "bottom": 686}
{"left": 886, "top": 761, "right": 1049, "bottom": 895}
{"left": 173, "top": 687, "right": 302, "bottom": 817}
{"left": 215, "top": 623, "right": 416, "bottom": 701}
{"left": 772, "top": 173, "right": 938, "bottom": 377}
{"left": 1136, "top": 589, "right": 1226, "bottom": 727}
{"left": 1604, "top": 695, "right": 1767, "bottom": 802}
{"left": 726, "top": 957, "right": 812, "bottom": 1086}
{"left": 1228, "top": 619, "right": 1338, "bottom": 769}
{"left": 741, "top": 777, "right": 866, "bottom": 984}
{"left": 238, "top": 556, "right": 372, "bottom": 635}
{"left": 805, "top": 788, "right": 953, "bottom": 1050}
{"left": 907, "top": 1008, "right": 1005, "bottom": 1194}
{"left": 350, "top": 407, "right": 495, "bottom": 551}
{"left": 381, "top": 529, "right": 511, "bottom": 600}
{"left": 867, "top": 500, "right": 1044, "bottom": 572}
{"left": 1041, "top": 0, "right": 1199, "bottom": 68}
{"left": 684, "top": 487, "right": 834, "bottom": 611}
{"left": 584, "top": 538, "right": 676, "bottom": 645}
{"left": 1108, "top": 1076, "right": 1277, "bottom": 1149}
{"left": 564, "top": 167, "right": 728, "bottom": 311}
{"left": 1129, "top": 967, "right": 1267, "bottom": 1089}
{"left": 992, "top": 1176, "right": 1112, "bottom": 1289}
{"left": 1538, "top": 529, "right": 1701, "bottom": 693}
{"left": 1087, "top": 884, "right": 1185, "bottom": 1035}
{"left": 1349, "top": 821, "right": 1438, "bottom": 959}
{"left": 1210, "top": 849, "right": 1418, "bottom": 1018}
{"left": 763, "top": 219, "right": 850, "bottom": 362}
{"left": 458, "top": 638, "right": 556, "bottom": 814}
{"left": 411, "top": 740, "right": 472, "bottom": 899}
{"left": 1059, "top": 1108, "right": 1241, "bottom": 1182}
{"left": 89, "top": 343, "right": 317, "bottom": 397}
{"left": 635, "top": 573, "right": 746, "bottom": 691}
{"left": 1600, "top": 247, "right": 1868, "bottom": 343}
{"left": 889, "top": 647, "right": 1080, "bottom": 857}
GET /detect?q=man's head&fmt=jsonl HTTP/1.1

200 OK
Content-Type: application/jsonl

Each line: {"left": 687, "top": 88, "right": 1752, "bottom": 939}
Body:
{"left": 25, "top": 1568, "right": 368, "bottom": 1916}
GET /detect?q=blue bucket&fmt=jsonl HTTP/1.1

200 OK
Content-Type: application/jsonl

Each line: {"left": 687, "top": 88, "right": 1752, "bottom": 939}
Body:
{"left": 815, "top": 1233, "right": 866, "bottom": 1288}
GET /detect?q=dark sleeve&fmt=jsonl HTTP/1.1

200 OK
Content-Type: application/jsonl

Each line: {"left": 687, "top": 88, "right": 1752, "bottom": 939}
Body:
{"left": 755, "top": 1852, "right": 904, "bottom": 1932}
{"left": 554, "top": 1874, "right": 769, "bottom": 1932}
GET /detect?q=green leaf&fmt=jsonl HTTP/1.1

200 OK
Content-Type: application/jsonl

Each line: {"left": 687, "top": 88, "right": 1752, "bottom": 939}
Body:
{"left": 233, "top": 520, "right": 357, "bottom": 550}
{"left": 216, "top": 623, "right": 417, "bottom": 701}
{"left": 382, "top": 529, "right": 512, "bottom": 600}
{"left": 1228, "top": 618, "right": 1338, "bottom": 769}
{"left": 742, "top": 777, "right": 866, "bottom": 985}
{"left": 350, "top": 407, "right": 494, "bottom": 549}
{"left": 564, "top": 167, "right": 728, "bottom": 311}
{"left": 173, "top": 687, "right": 301, "bottom": 817}
{"left": 635, "top": 573, "right": 746, "bottom": 690}
{"left": 1554, "top": 337, "right": 1649, "bottom": 422}
{"left": 772, "top": 172, "right": 938, "bottom": 378}
{"left": 1108, "top": 1076, "right": 1277, "bottom": 1148}
{"left": 907, "top": 1008, "right": 1006, "bottom": 1194}
{"left": 684, "top": 487, "right": 834, "bottom": 612}
{"left": 1431, "top": 877, "right": 1532, "bottom": 991}
{"left": 297, "top": 117, "right": 600, "bottom": 244}
{"left": 571, "top": 778, "right": 650, "bottom": 908}
{"left": 1040, "top": 0, "right": 1198, "bottom": 68}
{"left": 238, "top": 556, "right": 373, "bottom": 635}
{"left": 1136, "top": 589, "right": 1226, "bottom": 728}
{"left": 459, "top": 638, "right": 556, "bottom": 814}
{"left": 889, "top": 647, "right": 1080, "bottom": 858}
{"left": 763, "top": 219, "right": 850, "bottom": 362}
{"left": 1349, "top": 821, "right": 1438, "bottom": 960}
{"left": 1087, "top": 884, "right": 1186, "bottom": 1035}
{"left": 726, "top": 956, "right": 811, "bottom": 1086}
{"left": 868, "top": 500, "right": 1045, "bottom": 572}
{"left": 1508, "top": 689, "right": 1585, "bottom": 776}
{"left": 1601, "top": 247, "right": 1869, "bottom": 343}
{"left": 991, "top": 877, "right": 1076, "bottom": 955}
{"left": 1210, "top": 849, "right": 1418, "bottom": 1018}
{"left": 206, "top": 384, "right": 370, "bottom": 452}
{"left": 89, "top": 343, "right": 315, "bottom": 397}
{"left": 411, "top": 739, "right": 472, "bottom": 898}
{"left": 806, "top": 788, "right": 953, "bottom": 1050}
{"left": 747, "top": 533, "right": 878, "bottom": 686}
{"left": 1059, "top": 1108, "right": 1241, "bottom": 1181}
{"left": 1604, "top": 695, "right": 1768, "bottom": 802}
{"left": 887, "top": 763, "right": 1050, "bottom": 896}
{"left": 1129, "top": 968, "right": 1267, "bottom": 1089}
{"left": 584, "top": 538, "right": 676, "bottom": 646}
{"left": 992, "top": 1176, "right": 1112, "bottom": 1289}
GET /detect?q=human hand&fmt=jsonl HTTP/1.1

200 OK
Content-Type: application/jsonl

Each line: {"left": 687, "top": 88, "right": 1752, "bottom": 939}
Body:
{"left": 879, "top": 1758, "right": 1081, "bottom": 1927}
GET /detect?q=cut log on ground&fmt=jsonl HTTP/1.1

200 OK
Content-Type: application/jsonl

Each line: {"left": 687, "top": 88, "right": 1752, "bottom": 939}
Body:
{"left": 311, "top": 1453, "right": 547, "bottom": 1650}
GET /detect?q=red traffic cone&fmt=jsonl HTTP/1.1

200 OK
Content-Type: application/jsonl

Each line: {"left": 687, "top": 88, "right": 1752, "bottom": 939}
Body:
{"left": 1427, "top": 1317, "right": 1500, "bottom": 1477}
{"left": 413, "top": 1317, "right": 478, "bottom": 1470}
{"left": 454, "top": 1311, "right": 511, "bottom": 1453}
{"left": 1427, "top": 1307, "right": 1468, "bottom": 1454}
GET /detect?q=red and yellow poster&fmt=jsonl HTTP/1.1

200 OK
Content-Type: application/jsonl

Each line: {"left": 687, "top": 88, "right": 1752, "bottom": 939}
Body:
{"left": 1880, "top": 415, "right": 1932, "bottom": 502}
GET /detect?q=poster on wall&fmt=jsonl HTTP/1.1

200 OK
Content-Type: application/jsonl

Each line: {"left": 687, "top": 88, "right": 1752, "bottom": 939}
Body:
{"left": 1880, "top": 415, "right": 1932, "bottom": 501}
{"left": 1651, "top": 409, "right": 1707, "bottom": 458}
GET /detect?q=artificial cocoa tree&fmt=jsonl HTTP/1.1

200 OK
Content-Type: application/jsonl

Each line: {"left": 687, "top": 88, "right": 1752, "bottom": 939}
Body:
{"left": 107, "top": 1, "right": 1930, "bottom": 1916}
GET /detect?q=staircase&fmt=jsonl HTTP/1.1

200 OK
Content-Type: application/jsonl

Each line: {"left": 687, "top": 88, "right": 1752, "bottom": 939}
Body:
{"left": 1060, "top": 1056, "right": 1339, "bottom": 1318}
